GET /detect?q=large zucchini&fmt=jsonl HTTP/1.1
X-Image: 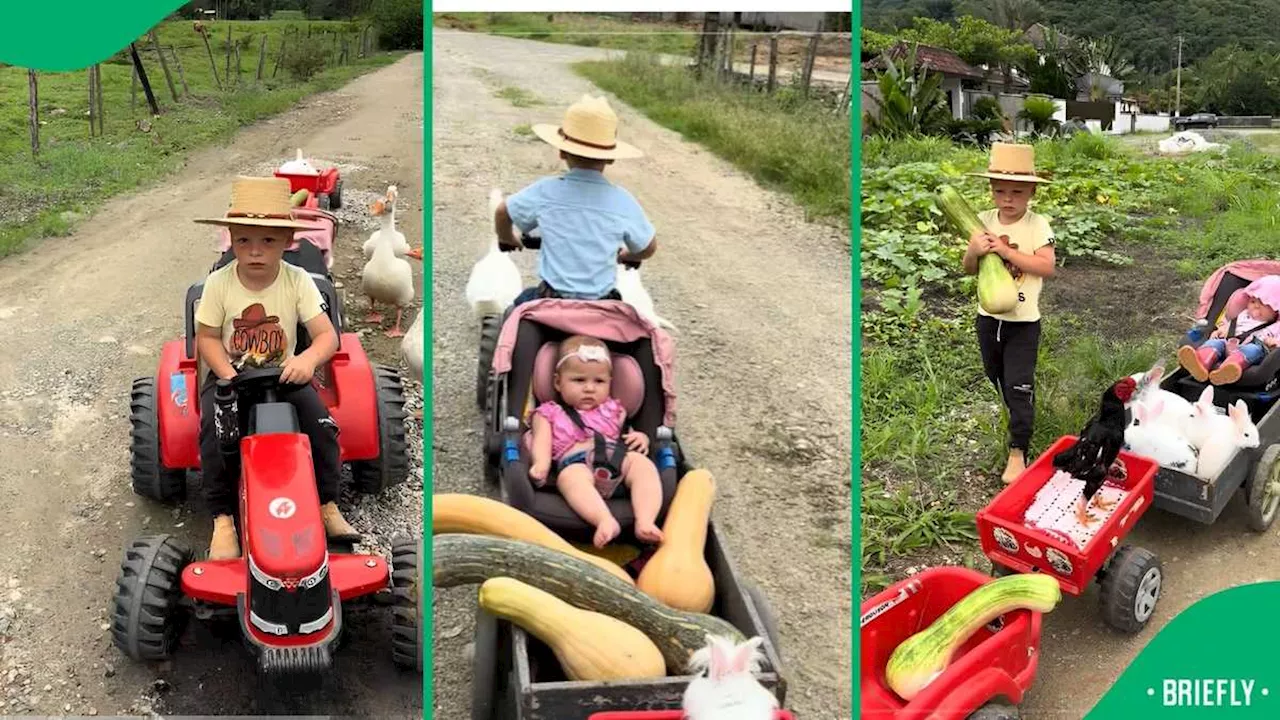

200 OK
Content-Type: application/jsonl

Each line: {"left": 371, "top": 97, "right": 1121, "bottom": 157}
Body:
{"left": 936, "top": 185, "right": 1018, "bottom": 315}
{"left": 434, "top": 533, "right": 744, "bottom": 673}
{"left": 885, "top": 573, "right": 1061, "bottom": 700}
{"left": 432, "top": 493, "right": 635, "bottom": 585}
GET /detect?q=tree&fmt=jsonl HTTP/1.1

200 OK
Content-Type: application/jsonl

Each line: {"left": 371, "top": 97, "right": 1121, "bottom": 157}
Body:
{"left": 1190, "top": 45, "right": 1280, "bottom": 116}
{"left": 958, "top": 0, "right": 1044, "bottom": 31}
{"left": 1018, "top": 96, "right": 1059, "bottom": 135}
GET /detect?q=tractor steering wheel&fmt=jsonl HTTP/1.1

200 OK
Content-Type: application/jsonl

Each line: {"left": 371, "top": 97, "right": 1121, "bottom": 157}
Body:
{"left": 220, "top": 367, "right": 306, "bottom": 403}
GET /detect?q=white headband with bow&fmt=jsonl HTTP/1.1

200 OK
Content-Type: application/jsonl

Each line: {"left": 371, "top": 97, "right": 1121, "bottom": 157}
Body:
{"left": 556, "top": 344, "right": 612, "bottom": 369}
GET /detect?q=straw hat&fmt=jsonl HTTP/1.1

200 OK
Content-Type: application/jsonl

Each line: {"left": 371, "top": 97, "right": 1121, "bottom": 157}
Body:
{"left": 967, "top": 142, "right": 1052, "bottom": 184}
{"left": 532, "top": 95, "right": 643, "bottom": 160}
{"left": 194, "top": 176, "right": 311, "bottom": 229}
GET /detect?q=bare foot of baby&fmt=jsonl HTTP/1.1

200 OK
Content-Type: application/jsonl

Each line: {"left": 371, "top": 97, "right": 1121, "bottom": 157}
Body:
{"left": 634, "top": 521, "right": 664, "bottom": 544}
{"left": 593, "top": 516, "right": 621, "bottom": 548}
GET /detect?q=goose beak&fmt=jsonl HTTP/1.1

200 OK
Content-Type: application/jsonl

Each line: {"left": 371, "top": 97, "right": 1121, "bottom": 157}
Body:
{"left": 405, "top": 247, "right": 423, "bottom": 261}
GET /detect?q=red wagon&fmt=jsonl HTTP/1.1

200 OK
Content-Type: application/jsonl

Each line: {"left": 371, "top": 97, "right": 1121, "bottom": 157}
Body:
{"left": 275, "top": 152, "right": 343, "bottom": 211}
{"left": 976, "top": 436, "right": 1163, "bottom": 634}
{"left": 860, "top": 567, "right": 1041, "bottom": 720}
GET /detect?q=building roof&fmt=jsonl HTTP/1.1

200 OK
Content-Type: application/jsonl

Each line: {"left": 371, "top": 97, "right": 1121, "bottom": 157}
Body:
{"left": 863, "top": 41, "right": 987, "bottom": 80}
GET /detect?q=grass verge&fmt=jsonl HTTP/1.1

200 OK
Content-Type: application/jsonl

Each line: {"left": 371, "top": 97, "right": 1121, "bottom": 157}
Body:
{"left": 0, "top": 19, "right": 403, "bottom": 257}
{"left": 434, "top": 12, "right": 697, "bottom": 55}
{"left": 574, "top": 53, "right": 851, "bottom": 227}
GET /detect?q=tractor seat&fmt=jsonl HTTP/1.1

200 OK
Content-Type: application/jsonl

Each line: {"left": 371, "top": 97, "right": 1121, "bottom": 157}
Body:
{"left": 501, "top": 339, "right": 677, "bottom": 541}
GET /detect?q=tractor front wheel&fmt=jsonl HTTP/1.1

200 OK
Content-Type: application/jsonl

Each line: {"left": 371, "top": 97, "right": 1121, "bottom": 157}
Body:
{"left": 390, "top": 537, "right": 423, "bottom": 672}
{"left": 110, "top": 535, "right": 192, "bottom": 661}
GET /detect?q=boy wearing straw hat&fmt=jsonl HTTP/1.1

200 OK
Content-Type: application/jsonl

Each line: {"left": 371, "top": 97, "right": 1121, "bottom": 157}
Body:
{"left": 495, "top": 95, "right": 656, "bottom": 304}
{"left": 961, "top": 143, "right": 1057, "bottom": 484}
{"left": 193, "top": 176, "right": 359, "bottom": 560}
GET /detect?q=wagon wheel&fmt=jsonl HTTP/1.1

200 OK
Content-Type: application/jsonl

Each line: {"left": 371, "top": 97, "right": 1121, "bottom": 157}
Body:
{"left": 1099, "top": 545, "right": 1162, "bottom": 634}
{"left": 968, "top": 701, "right": 1021, "bottom": 720}
{"left": 471, "top": 608, "right": 500, "bottom": 720}
{"left": 989, "top": 562, "right": 1018, "bottom": 578}
{"left": 1246, "top": 445, "right": 1280, "bottom": 532}
{"left": 330, "top": 178, "right": 344, "bottom": 210}
{"left": 476, "top": 315, "right": 501, "bottom": 411}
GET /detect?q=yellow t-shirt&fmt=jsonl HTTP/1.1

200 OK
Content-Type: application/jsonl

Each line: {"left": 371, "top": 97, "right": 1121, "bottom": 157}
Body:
{"left": 194, "top": 260, "right": 325, "bottom": 374}
{"left": 976, "top": 208, "right": 1055, "bottom": 323}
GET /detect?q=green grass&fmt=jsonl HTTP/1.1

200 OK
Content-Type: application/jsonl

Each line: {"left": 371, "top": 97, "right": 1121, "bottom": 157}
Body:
{"left": 494, "top": 85, "right": 543, "bottom": 107}
{"left": 574, "top": 53, "right": 851, "bottom": 226}
{"left": 0, "top": 19, "right": 402, "bottom": 257}
{"left": 512, "top": 123, "right": 534, "bottom": 138}
{"left": 435, "top": 12, "right": 698, "bottom": 56}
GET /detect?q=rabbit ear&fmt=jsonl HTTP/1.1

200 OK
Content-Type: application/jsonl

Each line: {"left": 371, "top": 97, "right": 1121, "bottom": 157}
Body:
{"left": 1199, "top": 387, "right": 1214, "bottom": 404}
{"left": 1133, "top": 402, "right": 1147, "bottom": 423}
{"left": 1150, "top": 365, "right": 1164, "bottom": 383}
{"left": 1152, "top": 397, "right": 1165, "bottom": 416}
{"left": 730, "top": 637, "right": 765, "bottom": 674}
{"left": 709, "top": 637, "right": 733, "bottom": 681}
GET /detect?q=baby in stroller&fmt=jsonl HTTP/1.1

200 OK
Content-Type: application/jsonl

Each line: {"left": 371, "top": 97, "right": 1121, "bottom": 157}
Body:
{"left": 528, "top": 334, "right": 666, "bottom": 547}
{"left": 1179, "top": 274, "right": 1280, "bottom": 385}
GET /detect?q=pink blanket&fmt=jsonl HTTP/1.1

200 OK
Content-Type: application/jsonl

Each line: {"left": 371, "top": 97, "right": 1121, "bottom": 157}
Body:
{"left": 493, "top": 299, "right": 677, "bottom": 427}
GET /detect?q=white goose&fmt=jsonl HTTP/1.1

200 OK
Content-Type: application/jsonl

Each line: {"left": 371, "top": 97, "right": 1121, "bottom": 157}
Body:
{"left": 363, "top": 185, "right": 411, "bottom": 259}
{"left": 361, "top": 196, "right": 420, "bottom": 338}
{"left": 401, "top": 308, "right": 424, "bottom": 419}
{"left": 616, "top": 263, "right": 676, "bottom": 331}
{"left": 465, "top": 188, "right": 525, "bottom": 318}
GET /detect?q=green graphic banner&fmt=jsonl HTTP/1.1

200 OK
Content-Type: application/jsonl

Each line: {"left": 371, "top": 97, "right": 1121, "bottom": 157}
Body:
{"left": 1088, "top": 582, "right": 1280, "bottom": 718}
{"left": 0, "top": 1, "right": 182, "bottom": 70}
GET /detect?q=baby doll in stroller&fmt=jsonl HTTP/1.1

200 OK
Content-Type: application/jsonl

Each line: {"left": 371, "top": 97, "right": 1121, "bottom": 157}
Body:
{"left": 1177, "top": 264, "right": 1280, "bottom": 393}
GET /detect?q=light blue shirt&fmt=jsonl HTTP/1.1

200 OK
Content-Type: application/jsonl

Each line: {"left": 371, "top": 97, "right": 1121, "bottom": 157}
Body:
{"left": 505, "top": 168, "right": 654, "bottom": 298}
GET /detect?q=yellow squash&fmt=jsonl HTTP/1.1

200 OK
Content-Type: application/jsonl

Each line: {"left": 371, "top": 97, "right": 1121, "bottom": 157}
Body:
{"left": 432, "top": 493, "right": 635, "bottom": 585}
{"left": 636, "top": 469, "right": 716, "bottom": 612}
{"left": 479, "top": 577, "right": 666, "bottom": 681}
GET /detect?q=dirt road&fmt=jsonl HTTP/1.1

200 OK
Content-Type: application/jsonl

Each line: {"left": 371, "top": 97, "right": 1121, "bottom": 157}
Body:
{"left": 431, "top": 31, "right": 852, "bottom": 719}
{"left": 0, "top": 54, "right": 423, "bottom": 716}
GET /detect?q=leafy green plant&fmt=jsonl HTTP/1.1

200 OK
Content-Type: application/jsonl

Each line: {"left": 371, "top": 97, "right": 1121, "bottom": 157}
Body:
{"left": 1018, "top": 96, "right": 1060, "bottom": 137}
{"left": 864, "top": 43, "right": 952, "bottom": 139}
{"left": 283, "top": 46, "right": 327, "bottom": 81}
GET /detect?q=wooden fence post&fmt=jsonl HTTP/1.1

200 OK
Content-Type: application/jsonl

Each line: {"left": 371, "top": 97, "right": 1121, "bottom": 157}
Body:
{"left": 749, "top": 42, "right": 758, "bottom": 85}
{"left": 28, "top": 69, "right": 39, "bottom": 156}
{"left": 224, "top": 25, "right": 232, "bottom": 83}
{"left": 234, "top": 44, "right": 243, "bottom": 86}
{"left": 273, "top": 36, "right": 287, "bottom": 78}
{"left": 767, "top": 34, "right": 778, "bottom": 94}
{"left": 200, "top": 27, "right": 222, "bottom": 89}
{"left": 87, "top": 66, "right": 97, "bottom": 137}
{"left": 130, "top": 42, "right": 161, "bottom": 115}
{"left": 95, "top": 64, "right": 105, "bottom": 135}
{"left": 801, "top": 32, "right": 819, "bottom": 97}
{"left": 170, "top": 46, "right": 190, "bottom": 96}
{"left": 256, "top": 34, "right": 267, "bottom": 81}
{"left": 131, "top": 62, "right": 138, "bottom": 109}
{"left": 148, "top": 30, "right": 179, "bottom": 102}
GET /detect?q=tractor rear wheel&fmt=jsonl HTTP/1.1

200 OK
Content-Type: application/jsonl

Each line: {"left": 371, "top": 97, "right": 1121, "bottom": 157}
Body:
{"left": 353, "top": 364, "right": 410, "bottom": 494}
{"left": 129, "top": 377, "right": 187, "bottom": 503}
{"left": 110, "top": 535, "right": 192, "bottom": 661}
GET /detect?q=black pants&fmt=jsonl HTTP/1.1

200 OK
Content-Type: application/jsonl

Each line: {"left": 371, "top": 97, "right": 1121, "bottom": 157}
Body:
{"left": 199, "top": 378, "right": 342, "bottom": 517}
{"left": 976, "top": 315, "right": 1041, "bottom": 453}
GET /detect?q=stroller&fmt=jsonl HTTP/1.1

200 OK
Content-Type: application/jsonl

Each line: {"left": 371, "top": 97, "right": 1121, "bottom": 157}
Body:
{"left": 479, "top": 298, "right": 685, "bottom": 541}
{"left": 1171, "top": 259, "right": 1280, "bottom": 412}
{"left": 1146, "top": 259, "right": 1280, "bottom": 530}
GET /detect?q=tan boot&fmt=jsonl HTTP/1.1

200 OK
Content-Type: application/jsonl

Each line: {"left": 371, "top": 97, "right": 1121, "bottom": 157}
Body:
{"left": 209, "top": 515, "right": 240, "bottom": 560}
{"left": 1001, "top": 449, "right": 1027, "bottom": 485}
{"left": 321, "top": 502, "right": 361, "bottom": 541}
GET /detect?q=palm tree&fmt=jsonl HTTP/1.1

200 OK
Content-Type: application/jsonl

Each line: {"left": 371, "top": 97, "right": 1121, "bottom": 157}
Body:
{"left": 864, "top": 43, "right": 953, "bottom": 139}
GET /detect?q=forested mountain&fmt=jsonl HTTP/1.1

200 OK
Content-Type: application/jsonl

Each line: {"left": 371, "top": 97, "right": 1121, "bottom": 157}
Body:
{"left": 863, "top": 0, "right": 1280, "bottom": 75}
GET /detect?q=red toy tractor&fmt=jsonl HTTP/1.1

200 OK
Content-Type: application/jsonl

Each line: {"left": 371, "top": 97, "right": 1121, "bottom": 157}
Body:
{"left": 112, "top": 262, "right": 420, "bottom": 674}
{"left": 275, "top": 161, "right": 342, "bottom": 211}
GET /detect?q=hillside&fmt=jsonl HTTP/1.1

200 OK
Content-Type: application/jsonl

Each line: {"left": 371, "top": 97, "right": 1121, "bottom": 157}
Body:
{"left": 862, "top": 0, "right": 1280, "bottom": 75}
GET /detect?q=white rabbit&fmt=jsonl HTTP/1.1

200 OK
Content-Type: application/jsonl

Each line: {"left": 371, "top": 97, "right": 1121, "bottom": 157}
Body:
{"left": 1185, "top": 386, "right": 1228, "bottom": 449}
{"left": 1127, "top": 363, "right": 1195, "bottom": 435}
{"left": 1195, "top": 399, "right": 1261, "bottom": 479}
{"left": 1124, "top": 400, "right": 1198, "bottom": 474}
{"left": 682, "top": 635, "right": 778, "bottom": 720}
